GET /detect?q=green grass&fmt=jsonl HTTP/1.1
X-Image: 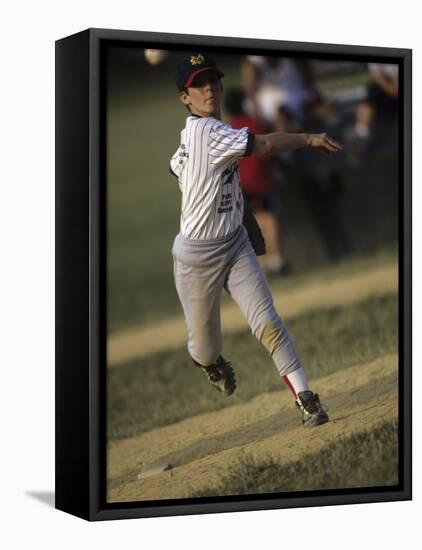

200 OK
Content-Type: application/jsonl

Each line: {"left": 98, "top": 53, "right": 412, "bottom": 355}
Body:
{"left": 107, "top": 89, "right": 182, "bottom": 333}
{"left": 191, "top": 419, "right": 399, "bottom": 497}
{"left": 107, "top": 293, "right": 398, "bottom": 440}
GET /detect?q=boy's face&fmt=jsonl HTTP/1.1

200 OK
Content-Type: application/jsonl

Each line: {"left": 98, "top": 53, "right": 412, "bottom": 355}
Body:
{"left": 179, "top": 71, "right": 223, "bottom": 118}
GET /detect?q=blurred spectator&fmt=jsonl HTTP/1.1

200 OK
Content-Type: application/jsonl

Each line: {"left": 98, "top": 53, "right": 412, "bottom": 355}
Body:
{"left": 224, "top": 87, "right": 289, "bottom": 275}
{"left": 294, "top": 99, "right": 352, "bottom": 261}
{"left": 346, "top": 63, "right": 399, "bottom": 163}
{"left": 241, "top": 56, "right": 320, "bottom": 131}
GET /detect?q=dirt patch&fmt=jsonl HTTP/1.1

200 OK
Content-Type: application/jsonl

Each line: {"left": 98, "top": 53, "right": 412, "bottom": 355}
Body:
{"left": 107, "top": 353, "right": 398, "bottom": 502}
{"left": 108, "top": 262, "right": 398, "bottom": 366}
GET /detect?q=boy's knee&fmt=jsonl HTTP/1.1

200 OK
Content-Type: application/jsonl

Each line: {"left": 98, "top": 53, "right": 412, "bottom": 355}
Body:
{"left": 255, "top": 317, "right": 288, "bottom": 355}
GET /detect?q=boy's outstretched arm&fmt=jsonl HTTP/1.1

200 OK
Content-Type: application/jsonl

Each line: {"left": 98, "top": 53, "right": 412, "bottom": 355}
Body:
{"left": 252, "top": 132, "right": 343, "bottom": 157}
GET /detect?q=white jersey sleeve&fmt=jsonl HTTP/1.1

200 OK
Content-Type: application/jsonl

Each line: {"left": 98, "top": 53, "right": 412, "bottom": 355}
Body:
{"left": 207, "top": 120, "right": 254, "bottom": 167}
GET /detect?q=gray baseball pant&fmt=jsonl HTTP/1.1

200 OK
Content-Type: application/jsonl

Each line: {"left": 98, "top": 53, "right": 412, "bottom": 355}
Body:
{"left": 172, "top": 224, "right": 302, "bottom": 376}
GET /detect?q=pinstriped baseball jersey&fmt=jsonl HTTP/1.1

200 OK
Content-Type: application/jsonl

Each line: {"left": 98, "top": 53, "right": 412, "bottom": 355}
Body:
{"left": 170, "top": 115, "right": 254, "bottom": 240}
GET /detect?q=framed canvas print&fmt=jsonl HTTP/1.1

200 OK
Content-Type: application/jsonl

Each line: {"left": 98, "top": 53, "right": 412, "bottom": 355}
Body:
{"left": 55, "top": 28, "right": 412, "bottom": 521}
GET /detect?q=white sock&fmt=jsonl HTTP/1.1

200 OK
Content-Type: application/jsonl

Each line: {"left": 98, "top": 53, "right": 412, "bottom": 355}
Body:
{"left": 283, "top": 367, "right": 309, "bottom": 398}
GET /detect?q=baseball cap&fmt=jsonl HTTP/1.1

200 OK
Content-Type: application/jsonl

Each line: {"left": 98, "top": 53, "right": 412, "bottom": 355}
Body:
{"left": 176, "top": 53, "right": 224, "bottom": 91}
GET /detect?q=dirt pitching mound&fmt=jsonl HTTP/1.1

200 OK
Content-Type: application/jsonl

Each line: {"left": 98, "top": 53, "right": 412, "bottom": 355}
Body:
{"left": 107, "top": 353, "right": 398, "bottom": 502}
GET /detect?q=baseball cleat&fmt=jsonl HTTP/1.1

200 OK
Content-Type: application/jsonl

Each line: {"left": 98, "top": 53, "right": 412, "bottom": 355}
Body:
{"left": 194, "top": 355, "right": 236, "bottom": 396}
{"left": 295, "top": 391, "right": 329, "bottom": 428}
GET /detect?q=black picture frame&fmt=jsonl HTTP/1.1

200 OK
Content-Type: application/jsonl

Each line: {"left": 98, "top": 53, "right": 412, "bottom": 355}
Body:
{"left": 55, "top": 27, "right": 412, "bottom": 521}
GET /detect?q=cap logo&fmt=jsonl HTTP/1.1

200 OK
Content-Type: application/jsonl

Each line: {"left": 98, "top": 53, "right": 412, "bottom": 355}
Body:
{"left": 190, "top": 54, "right": 205, "bottom": 66}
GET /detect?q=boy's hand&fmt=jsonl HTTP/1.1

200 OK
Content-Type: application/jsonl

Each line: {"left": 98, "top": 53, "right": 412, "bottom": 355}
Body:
{"left": 307, "top": 133, "right": 343, "bottom": 155}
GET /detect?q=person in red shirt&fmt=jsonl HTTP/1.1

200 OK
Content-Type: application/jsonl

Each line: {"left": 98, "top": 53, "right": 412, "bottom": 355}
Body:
{"left": 224, "top": 87, "right": 288, "bottom": 274}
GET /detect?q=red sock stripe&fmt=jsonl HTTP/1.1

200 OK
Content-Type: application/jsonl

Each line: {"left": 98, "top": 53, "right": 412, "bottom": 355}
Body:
{"left": 282, "top": 374, "right": 297, "bottom": 398}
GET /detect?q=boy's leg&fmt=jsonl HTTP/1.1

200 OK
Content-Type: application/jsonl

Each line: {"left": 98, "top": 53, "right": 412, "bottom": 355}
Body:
{"left": 173, "top": 257, "right": 236, "bottom": 395}
{"left": 224, "top": 242, "right": 303, "bottom": 380}
{"left": 224, "top": 242, "right": 329, "bottom": 425}
{"left": 173, "top": 257, "right": 223, "bottom": 366}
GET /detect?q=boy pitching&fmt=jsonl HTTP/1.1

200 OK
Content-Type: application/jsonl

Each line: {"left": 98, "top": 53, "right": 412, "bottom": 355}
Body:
{"left": 169, "top": 53, "right": 342, "bottom": 427}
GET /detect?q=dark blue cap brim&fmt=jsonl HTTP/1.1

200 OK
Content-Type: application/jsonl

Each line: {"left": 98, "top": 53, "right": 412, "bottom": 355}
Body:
{"left": 180, "top": 66, "right": 224, "bottom": 90}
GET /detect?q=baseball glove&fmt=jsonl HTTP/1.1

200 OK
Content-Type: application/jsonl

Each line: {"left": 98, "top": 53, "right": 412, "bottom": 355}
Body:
{"left": 243, "top": 205, "right": 266, "bottom": 256}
